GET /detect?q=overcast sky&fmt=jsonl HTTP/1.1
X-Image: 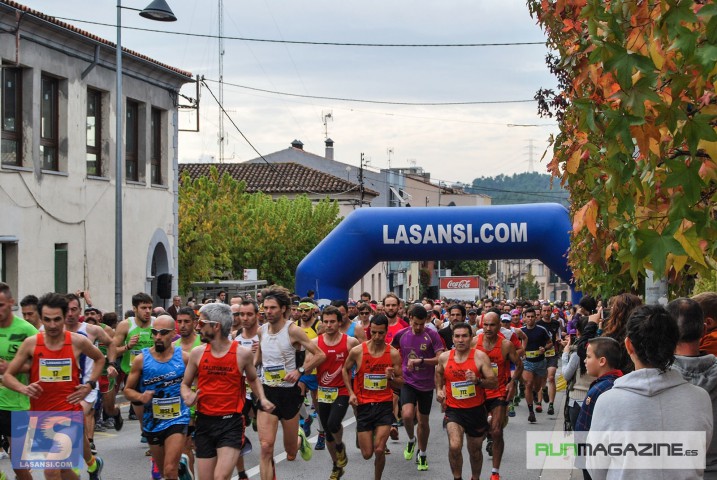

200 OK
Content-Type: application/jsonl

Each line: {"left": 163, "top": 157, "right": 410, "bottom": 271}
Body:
{"left": 22, "top": 0, "right": 560, "bottom": 185}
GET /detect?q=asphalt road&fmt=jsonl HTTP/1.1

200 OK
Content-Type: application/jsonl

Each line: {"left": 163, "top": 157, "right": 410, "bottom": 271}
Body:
{"left": 0, "top": 391, "right": 580, "bottom": 480}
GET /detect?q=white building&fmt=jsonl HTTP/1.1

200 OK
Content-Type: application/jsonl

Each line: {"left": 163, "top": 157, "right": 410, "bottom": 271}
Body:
{"left": 0, "top": 1, "right": 192, "bottom": 310}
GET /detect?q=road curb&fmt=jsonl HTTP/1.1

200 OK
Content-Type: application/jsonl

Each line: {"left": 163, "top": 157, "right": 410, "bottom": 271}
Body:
{"left": 539, "top": 391, "right": 577, "bottom": 480}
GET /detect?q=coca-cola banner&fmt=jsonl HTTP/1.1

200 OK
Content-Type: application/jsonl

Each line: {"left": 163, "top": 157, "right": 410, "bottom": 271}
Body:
{"left": 440, "top": 276, "right": 480, "bottom": 289}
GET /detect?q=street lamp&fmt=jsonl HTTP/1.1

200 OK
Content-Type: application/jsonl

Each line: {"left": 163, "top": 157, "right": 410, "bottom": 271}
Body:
{"left": 115, "top": 0, "right": 177, "bottom": 314}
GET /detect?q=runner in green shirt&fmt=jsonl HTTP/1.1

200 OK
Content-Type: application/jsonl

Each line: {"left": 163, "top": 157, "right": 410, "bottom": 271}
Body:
{"left": 107, "top": 292, "right": 155, "bottom": 435}
{"left": 0, "top": 283, "right": 37, "bottom": 480}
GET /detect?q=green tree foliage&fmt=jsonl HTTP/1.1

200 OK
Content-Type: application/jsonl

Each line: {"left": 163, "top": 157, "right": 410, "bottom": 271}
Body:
{"left": 468, "top": 172, "right": 569, "bottom": 206}
{"left": 529, "top": 0, "right": 717, "bottom": 297}
{"left": 519, "top": 271, "right": 541, "bottom": 300}
{"left": 441, "top": 260, "right": 490, "bottom": 278}
{"left": 693, "top": 270, "right": 717, "bottom": 295}
{"left": 178, "top": 167, "right": 340, "bottom": 293}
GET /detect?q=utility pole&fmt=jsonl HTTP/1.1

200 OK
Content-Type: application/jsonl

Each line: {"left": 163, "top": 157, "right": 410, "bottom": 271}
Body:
{"left": 526, "top": 139, "right": 535, "bottom": 173}
{"left": 359, "top": 153, "right": 365, "bottom": 206}
{"left": 218, "top": 0, "right": 225, "bottom": 163}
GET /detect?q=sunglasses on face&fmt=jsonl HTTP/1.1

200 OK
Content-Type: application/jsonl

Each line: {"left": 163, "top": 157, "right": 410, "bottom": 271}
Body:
{"left": 358, "top": 311, "right": 371, "bottom": 315}
{"left": 297, "top": 308, "right": 313, "bottom": 312}
{"left": 198, "top": 319, "right": 219, "bottom": 328}
{"left": 151, "top": 328, "right": 173, "bottom": 336}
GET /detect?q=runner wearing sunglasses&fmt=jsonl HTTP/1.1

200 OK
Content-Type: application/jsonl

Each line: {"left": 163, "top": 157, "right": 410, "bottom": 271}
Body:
{"left": 124, "top": 315, "right": 192, "bottom": 480}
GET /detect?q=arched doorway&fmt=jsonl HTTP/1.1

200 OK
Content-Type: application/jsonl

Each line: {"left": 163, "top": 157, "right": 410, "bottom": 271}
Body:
{"left": 146, "top": 229, "right": 172, "bottom": 308}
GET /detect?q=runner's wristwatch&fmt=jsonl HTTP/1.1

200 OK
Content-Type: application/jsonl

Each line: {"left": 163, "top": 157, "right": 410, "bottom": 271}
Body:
{"left": 298, "top": 367, "right": 305, "bottom": 374}
{"left": 86, "top": 380, "right": 97, "bottom": 389}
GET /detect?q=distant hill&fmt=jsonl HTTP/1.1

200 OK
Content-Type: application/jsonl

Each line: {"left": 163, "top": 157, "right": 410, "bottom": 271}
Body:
{"left": 465, "top": 172, "right": 569, "bottom": 207}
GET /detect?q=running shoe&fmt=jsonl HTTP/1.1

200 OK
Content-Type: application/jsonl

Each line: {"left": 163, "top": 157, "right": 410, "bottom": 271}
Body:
{"left": 241, "top": 437, "right": 253, "bottom": 456}
{"left": 178, "top": 453, "right": 193, "bottom": 480}
{"left": 417, "top": 455, "right": 428, "bottom": 471}
{"left": 329, "top": 465, "right": 344, "bottom": 480}
{"left": 528, "top": 412, "right": 536, "bottom": 423}
{"left": 128, "top": 411, "right": 138, "bottom": 421}
{"left": 315, "top": 432, "right": 326, "bottom": 451}
{"left": 141, "top": 434, "right": 148, "bottom": 444}
{"left": 150, "top": 458, "right": 161, "bottom": 480}
{"left": 88, "top": 455, "right": 104, "bottom": 480}
{"left": 508, "top": 405, "right": 516, "bottom": 417}
{"left": 490, "top": 473, "right": 501, "bottom": 480}
{"left": 94, "top": 422, "right": 106, "bottom": 432}
{"left": 335, "top": 443, "right": 348, "bottom": 468}
{"left": 547, "top": 403, "right": 555, "bottom": 415}
{"left": 389, "top": 425, "right": 399, "bottom": 441}
{"left": 535, "top": 404, "right": 543, "bottom": 413}
{"left": 542, "top": 386, "right": 549, "bottom": 399}
{"left": 486, "top": 439, "right": 493, "bottom": 456}
{"left": 298, "top": 428, "right": 313, "bottom": 461}
{"left": 113, "top": 412, "right": 124, "bottom": 431}
{"left": 302, "top": 415, "right": 313, "bottom": 437}
{"left": 403, "top": 440, "right": 416, "bottom": 460}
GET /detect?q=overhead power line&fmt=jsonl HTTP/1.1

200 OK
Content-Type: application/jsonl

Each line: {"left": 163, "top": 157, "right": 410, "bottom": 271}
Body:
{"left": 54, "top": 17, "right": 545, "bottom": 48}
{"left": 204, "top": 78, "right": 535, "bottom": 106}
{"left": 199, "top": 79, "right": 359, "bottom": 197}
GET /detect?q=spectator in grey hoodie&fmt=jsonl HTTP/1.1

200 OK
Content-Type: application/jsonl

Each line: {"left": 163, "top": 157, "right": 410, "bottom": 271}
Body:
{"left": 588, "top": 305, "right": 713, "bottom": 480}
{"left": 668, "top": 297, "right": 717, "bottom": 480}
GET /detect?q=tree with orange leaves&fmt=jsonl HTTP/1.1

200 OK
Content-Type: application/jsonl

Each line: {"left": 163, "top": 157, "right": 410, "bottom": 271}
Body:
{"left": 529, "top": 0, "right": 717, "bottom": 296}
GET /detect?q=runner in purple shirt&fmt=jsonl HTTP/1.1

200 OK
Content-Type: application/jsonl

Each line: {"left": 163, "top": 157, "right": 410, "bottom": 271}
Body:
{"left": 391, "top": 304, "right": 445, "bottom": 471}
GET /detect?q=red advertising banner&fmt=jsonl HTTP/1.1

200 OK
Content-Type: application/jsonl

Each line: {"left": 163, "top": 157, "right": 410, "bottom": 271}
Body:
{"left": 440, "top": 276, "right": 480, "bottom": 290}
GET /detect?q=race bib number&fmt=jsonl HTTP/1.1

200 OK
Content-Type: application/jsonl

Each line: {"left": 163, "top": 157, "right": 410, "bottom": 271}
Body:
{"left": 491, "top": 362, "right": 499, "bottom": 376}
{"left": 545, "top": 348, "right": 556, "bottom": 357}
{"left": 363, "top": 374, "right": 387, "bottom": 391}
{"left": 130, "top": 350, "right": 142, "bottom": 365}
{"left": 152, "top": 397, "right": 181, "bottom": 420}
{"left": 263, "top": 365, "right": 286, "bottom": 386}
{"left": 525, "top": 350, "right": 541, "bottom": 359}
{"left": 450, "top": 380, "right": 476, "bottom": 400}
{"left": 39, "top": 358, "right": 72, "bottom": 382}
{"left": 317, "top": 386, "right": 339, "bottom": 403}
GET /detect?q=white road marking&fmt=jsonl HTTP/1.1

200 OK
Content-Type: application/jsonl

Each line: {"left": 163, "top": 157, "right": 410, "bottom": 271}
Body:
{"left": 239, "top": 416, "right": 357, "bottom": 479}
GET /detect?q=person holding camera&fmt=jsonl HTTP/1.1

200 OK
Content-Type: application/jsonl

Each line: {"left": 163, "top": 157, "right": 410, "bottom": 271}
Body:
{"left": 560, "top": 315, "right": 598, "bottom": 430}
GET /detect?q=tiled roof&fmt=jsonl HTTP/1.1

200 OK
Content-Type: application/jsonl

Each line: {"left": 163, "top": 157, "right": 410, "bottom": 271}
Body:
{"left": 1, "top": 0, "right": 192, "bottom": 79}
{"left": 179, "top": 162, "right": 379, "bottom": 197}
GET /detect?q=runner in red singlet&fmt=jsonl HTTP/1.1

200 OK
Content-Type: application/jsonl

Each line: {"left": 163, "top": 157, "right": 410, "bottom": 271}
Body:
{"left": 181, "top": 302, "right": 274, "bottom": 480}
{"left": 436, "top": 322, "right": 497, "bottom": 480}
{"left": 342, "top": 314, "right": 403, "bottom": 480}
{"left": 309, "top": 306, "right": 359, "bottom": 480}
{"left": 472, "top": 312, "right": 523, "bottom": 480}
{"left": 4, "top": 293, "right": 106, "bottom": 480}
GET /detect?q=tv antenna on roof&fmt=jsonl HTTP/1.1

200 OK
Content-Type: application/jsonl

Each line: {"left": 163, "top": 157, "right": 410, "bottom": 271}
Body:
{"left": 322, "top": 111, "right": 333, "bottom": 139}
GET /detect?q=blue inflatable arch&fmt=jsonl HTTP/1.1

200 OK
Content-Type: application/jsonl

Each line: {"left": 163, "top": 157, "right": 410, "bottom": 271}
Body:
{"left": 296, "top": 203, "right": 578, "bottom": 302}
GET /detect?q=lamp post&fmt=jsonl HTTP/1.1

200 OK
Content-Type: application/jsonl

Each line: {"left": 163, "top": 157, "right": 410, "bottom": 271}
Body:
{"left": 115, "top": 0, "right": 177, "bottom": 314}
